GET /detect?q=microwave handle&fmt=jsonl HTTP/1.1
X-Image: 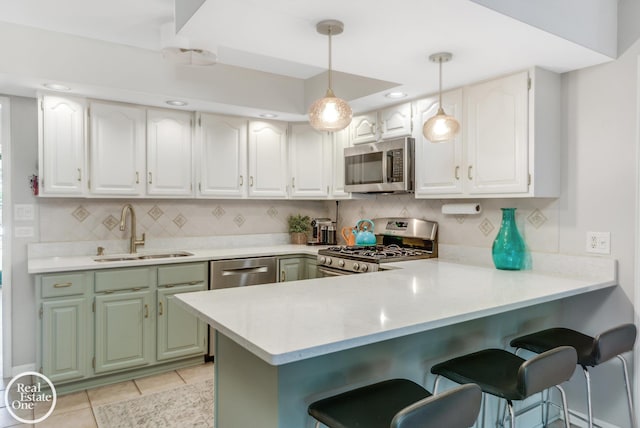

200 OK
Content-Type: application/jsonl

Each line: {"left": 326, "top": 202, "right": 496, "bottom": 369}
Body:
{"left": 386, "top": 151, "right": 394, "bottom": 183}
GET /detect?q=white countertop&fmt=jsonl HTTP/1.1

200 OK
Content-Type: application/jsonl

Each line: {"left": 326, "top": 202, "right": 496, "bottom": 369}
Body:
{"left": 28, "top": 244, "right": 324, "bottom": 274}
{"left": 176, "top": 259, "right": 616, "bottom": 366}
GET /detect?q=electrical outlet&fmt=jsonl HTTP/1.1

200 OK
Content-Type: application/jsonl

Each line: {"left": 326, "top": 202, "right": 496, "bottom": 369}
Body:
{"left": 586, "top": 231, "right": 610, "bottom": 254}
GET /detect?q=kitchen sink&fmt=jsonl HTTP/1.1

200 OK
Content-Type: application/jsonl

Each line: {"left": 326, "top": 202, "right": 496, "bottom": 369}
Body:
{"left": 93, "top": 251, "right": 193, "bottom": 262}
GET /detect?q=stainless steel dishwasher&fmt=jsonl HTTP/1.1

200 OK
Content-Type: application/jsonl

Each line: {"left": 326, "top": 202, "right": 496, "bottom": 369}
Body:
{"left": 207, "top": 257, "right": 277, "bottom": 358}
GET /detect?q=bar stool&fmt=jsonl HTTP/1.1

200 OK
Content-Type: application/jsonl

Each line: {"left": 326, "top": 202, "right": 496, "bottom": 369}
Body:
{"left": 510, "top": 323, "right": 637, "bottom": 428}
{"left": 431, "top": 346, "right": 577, "bottom": 428}
{"left": 307, "top": 379, "right": 482, "bottom": 428}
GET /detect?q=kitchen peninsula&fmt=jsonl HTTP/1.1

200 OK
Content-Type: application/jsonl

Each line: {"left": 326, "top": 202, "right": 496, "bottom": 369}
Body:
{"left": 176, "top": 257, "right": 616, "bottom": 428}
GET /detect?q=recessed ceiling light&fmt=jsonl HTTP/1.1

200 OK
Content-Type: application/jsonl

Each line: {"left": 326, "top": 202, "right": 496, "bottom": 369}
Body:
{"left": 165, "top": 100, "right": 188, "bottom": 107}
{"left": 385, "top": 91, "right": 408, "bottom": 99}
{"left": 43, "top": 83, "right": 71, "bottom": 91}
{"left": 259, "top": 113, "right": 278, "bottom": 119}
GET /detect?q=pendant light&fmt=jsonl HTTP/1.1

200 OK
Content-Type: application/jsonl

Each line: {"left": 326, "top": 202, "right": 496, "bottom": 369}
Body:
{"left": 423, "top": 52, "right": 460, "bottom": 142}
{"left": 308, "top": 20, "right": 353, "bottom": 132}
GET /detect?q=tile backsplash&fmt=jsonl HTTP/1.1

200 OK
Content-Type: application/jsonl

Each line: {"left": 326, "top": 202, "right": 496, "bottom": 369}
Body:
{"left": 38, "top": 199, "right": 328, "bottom": 242}
{"left": 334, "top": 195, "right": 559, "bottom": 253}
{"left": 38, "top": 196, "right": 559, "bottom": 254}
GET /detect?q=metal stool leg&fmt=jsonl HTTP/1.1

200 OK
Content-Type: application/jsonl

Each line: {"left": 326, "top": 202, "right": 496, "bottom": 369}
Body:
{"left": 507, "top": 400, "right": 515, "bottom": 428}
{"left": 314, "top": 422, "right": 321, "bottom": 428}
{"left": 581, "top": 366, "right": 593, "bottom": 428}
{"left": 433, "top": 374, "right": 442, "bottom": 394}
{"left": 617, "top": 355, "right": 636, "bottom": 428}
{"left": 555, "top": 385, "right": 571, "bottom": 428}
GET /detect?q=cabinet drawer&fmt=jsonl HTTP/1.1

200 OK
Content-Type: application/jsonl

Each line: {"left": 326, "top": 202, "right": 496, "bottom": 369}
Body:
{"left": 41, "top": 273, "right": 87, "bottom": 298}
{"left": 158, "top": 263, "right": 206, "bottom": 287}
{"left": 95, "top": 267, "right": 153, "bottom": 293}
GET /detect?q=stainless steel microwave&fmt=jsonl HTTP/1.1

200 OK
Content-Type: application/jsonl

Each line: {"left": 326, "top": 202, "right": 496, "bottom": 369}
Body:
{"left": 344, "top": 137, "right": 415, "bottom": 193}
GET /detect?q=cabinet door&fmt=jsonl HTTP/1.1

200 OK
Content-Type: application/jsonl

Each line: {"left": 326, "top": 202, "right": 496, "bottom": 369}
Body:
{"left": 278, "top": 257, "right": 304, "bottom": 282}
{"left": 288, "top": 123, "right": 330, "bottom": 198}
{"left": 305, "top": 257, "right": 319, "bottom": 279}
{"left": 465, "top": 71, "right": 529, "bottom": 194}
{"left": 350, "top": 113, "right": 378, "bottom": 144}
{"left": 147, "top": 109, "right": 194, "bottom": 196}
{"left": 330, "top": 127, "right": 351, "bottom": 199}
{"left": 380, "top": 102, "right": 412, "bottom": 140}
{"left": 248, "top": 120, "right": 288, "bottom": 198}
{"left": 197, "top": 113, "right": 248, "bottom": 197}
{"left": 88, "top": 101, "right": 145, "bottom": 196}
{"left": 39, "top": 96, "right": 86, "bottom": 196}
{"left": 157, "top": 283, "right": 207, "bottom": 361}
{"left": 414, "top": 90, "right": 464, "bottom": 196}
{"left": 41, "top": 298, "right": 89, "bottom": 382}
{"left": 94, "top": 290, "right": 153, "bottom": 373}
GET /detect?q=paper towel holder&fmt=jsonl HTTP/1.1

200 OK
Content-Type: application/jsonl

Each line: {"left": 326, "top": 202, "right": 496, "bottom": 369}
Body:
{"left": 441, "top": 203, "right": 482, "bottom": 215}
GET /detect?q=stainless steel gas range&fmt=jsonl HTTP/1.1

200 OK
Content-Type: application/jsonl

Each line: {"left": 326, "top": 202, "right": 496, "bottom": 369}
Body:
{"left": 317, "top": 217, "right": 438, "bottom": 276}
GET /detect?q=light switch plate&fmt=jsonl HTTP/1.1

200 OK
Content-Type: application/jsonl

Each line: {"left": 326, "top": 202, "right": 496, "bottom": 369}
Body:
{"left": 14, "top": 204, "right": 34, "bottom": 221}
{"left": 586, "top": 231, "right": 610, "bottom": 254}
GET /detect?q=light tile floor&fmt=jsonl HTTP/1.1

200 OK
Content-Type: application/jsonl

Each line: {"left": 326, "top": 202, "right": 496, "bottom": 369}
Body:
{"left": 0, "top": 363, "right": 214, "bottom": 428}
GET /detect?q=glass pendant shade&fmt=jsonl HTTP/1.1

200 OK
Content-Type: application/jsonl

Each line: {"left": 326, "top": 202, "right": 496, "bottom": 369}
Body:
{"left": 309, "top": 88, "right": 353, "bottom": 132}
{"left": 423, "top": 107, "right": 460, "bottom": 142}
{"left": 309, "top": 20, "right": 352, "bottom": 132}
{"left": 423, "top": 52, "right": 460, "bottom": 143}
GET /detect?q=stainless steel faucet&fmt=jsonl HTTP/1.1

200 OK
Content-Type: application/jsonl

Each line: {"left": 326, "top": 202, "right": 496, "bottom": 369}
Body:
{"left": 119, "top": 204, "right": 145, "bottom": 253}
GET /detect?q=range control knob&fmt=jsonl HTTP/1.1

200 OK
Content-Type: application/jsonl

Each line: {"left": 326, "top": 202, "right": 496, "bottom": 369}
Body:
{"left": 326, "top": 257, "right": 332, "bottom": 265}
{"left": 353, "top": 263, "right": 360, "bottom": 271}
{"left": 361, "top": 264, "right": 369, "bottom": 272}
{"left": 319, "top": 257, "right": 326, "bottom": 264}
{"left": 338, "top": 260, "right": 345, "bottom": 267}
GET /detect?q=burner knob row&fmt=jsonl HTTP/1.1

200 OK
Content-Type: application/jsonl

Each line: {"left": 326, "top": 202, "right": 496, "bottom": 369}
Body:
{"left": 319, "top": 256, "right": 332, "bottom": 265}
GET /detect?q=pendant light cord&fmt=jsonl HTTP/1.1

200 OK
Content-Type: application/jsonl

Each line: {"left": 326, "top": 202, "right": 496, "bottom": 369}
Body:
{"left": 438, "top": 58, "right": 443, "bottom": 109}
{"left": 327, "top": 26, "right": 333, "bottom": 92}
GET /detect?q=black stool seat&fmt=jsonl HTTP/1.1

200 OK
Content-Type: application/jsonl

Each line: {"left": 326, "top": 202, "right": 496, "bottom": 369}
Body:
{"left": 431, "top": 347, "right": 576, "bottom": 401}
{"left": 510, "top": 324, "right": 636, "bottom": 367}
{"left": 431, "top": 346, "right": 577, "bottom": 427}
{"left": 308, "top": 379, "right": 481, "bottom": 428}
{"left": 509, "top": 324, "right": 637, "bottom": 428}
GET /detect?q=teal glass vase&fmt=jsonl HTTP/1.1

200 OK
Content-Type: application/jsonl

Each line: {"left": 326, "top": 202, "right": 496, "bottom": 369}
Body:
{"left": 492, "top": 208, "right": 526, "bottom": 270}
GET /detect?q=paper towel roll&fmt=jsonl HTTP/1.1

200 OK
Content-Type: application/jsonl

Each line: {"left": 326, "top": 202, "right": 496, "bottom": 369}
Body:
{"left": 442, "top": 203, "right": 482, "bottom": 215}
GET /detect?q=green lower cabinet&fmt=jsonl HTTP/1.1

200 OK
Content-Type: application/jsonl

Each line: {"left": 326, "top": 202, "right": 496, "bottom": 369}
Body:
{"left": 305, "top": 256, "right": 319, "bottom": 279}
{"left": 41, "top": 298, "right": 90, "bottom": 383}
{"left": 278, "top": 257, "right": 304, "bottom": 282}
{"left": 157, "top": 284, "right": 207, "bottom": 361}
{"left": 94, "top": 290, "right": 154, "bottom": 374}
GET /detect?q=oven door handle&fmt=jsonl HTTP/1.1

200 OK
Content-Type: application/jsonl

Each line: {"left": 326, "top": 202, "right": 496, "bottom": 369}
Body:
{"left": 318, "top": 267, "right": 351, "bottom": 277}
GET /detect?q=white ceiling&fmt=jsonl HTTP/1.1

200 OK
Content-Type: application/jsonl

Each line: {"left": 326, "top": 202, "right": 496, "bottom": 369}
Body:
{"left": 0, "top": 0, "right": 618, "bottom": 120}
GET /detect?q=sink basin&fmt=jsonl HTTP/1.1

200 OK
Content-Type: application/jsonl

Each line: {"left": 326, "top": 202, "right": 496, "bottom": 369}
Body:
{"left": 137, "top": 251, "right": 193, "bottom": 259}
{"left": 93, "top": 251, "right": 193, "bottom": 262}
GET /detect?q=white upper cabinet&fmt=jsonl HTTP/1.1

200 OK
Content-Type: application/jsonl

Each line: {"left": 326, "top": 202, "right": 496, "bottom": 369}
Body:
{"left": 146, "top": 109, "right": 194, "bottom": 197}
{"left": 414, "top": 90, "right": 464, "bottom": 196}
{"left": 330, "top": 127, "right": 351, "bottom": 199}
{"left": 248, "top": 120, "right": 288, "bottom": 198}
{"left": 350, "top": 112, "right": 378, "bottom": 144}
{"left": 88, "top": 101, "right": 145, "bottom": 196}
{"left": 288, "top": 124, "right": 330, "bottom": 199}
{"left": 197, "top": 113, "right": 248, "bottom": 198}
{"left": 415, "top": 68, "right": 560, "bottom": 199}
{"left": 465, "top": 71, "right": 529, "bottom": 195}
{"left": 39, "top": 95, "right": 87, "bottom": 196}
{"left": 379, "top": 102, "right": 412, "bottom": 140}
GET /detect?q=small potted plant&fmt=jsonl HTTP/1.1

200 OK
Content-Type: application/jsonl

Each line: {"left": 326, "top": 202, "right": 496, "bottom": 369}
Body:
{"left": 287, "top": 214, "right": 311, "bottom": 245}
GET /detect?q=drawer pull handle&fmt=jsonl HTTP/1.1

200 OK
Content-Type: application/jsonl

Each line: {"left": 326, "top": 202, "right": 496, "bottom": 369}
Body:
{"left": 455, "top": 166, "right": 460, "bottom": 180}
{"left": 77, "top": 168, "right": 82, "bottom": 182}
{"left": 132, "top": 287, "right": 141, "bottom": 291}
{"left": 159, "top": 301, "right": 163, "bottom": 316}
{"left": 148, "top": 172, "right": 153, "bottom": 184}
{"left": 53, "top": 282, "right": 72, "bottom": 288}
{"left": 144, "top": 304, "right": 149, "bottom": 318}
{"left": 468, "top": 165, "right": 473, "bottom": 180}
{"left": 281, "top": 270, "right": 286, "bottom": 282}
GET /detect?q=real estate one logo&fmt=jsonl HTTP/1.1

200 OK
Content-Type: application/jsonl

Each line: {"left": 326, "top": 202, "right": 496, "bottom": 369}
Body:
{"left": 4, "top": 371, "right": 57, "bottom": 424}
